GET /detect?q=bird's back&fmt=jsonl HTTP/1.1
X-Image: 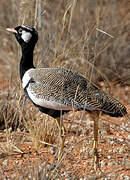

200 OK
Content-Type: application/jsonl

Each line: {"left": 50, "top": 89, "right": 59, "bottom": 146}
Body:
{"left": 26, "top": 67, "right": 127, "bottom": 117}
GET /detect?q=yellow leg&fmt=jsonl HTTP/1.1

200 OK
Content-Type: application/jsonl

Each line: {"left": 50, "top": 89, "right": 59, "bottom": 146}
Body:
{"left": 55, "top": 118, "right": 66, "bottom": 161}
{"left": 55, "top": 118, "right": 66, "bottom": 137}
{"left": 92, "top": 111, "right": 100, "bottom": 170}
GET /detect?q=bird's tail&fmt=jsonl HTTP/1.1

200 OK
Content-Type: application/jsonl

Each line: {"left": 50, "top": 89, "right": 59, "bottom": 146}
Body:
{"left": 97, "top": 90, "right": 127, "bottom": 117}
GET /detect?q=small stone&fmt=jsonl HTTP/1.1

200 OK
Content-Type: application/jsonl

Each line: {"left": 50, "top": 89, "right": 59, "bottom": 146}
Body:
{"left": 108, "top": 149, "right": 112, "bottom": 153}
{"left": 101, "top": 160, "right": 107, "bottom": 167}
{"left": 108, "top": 161, "right": 114, "bottom": 166}
{"left": 128, "top": 135, "right": 130, "bottom": 139}
{"left": 124, "top": 176, "right": 130, "bottom": 180}
{"left": 113, "top": 161, "right": 120, "bottom": 165}
{"left": 89, "top": 149, "right": 93, "bottom": 156}
{"left": 124, "top": 159, "right": 130, "bottom": 168}
{"left": 65, "top": 140, "right": 69, "bottom": 145}
{"left": 80, "top": 178, "right": 87, "bottom": 180}
{"left": 107, "top": 155, "right": 111, "bottom": 159}
{"left": 118, "top": 138, "right": 124, "bottom": 143}
{"left": 11, "top": 174, "right": 16, "bottom": 179}
{"left": 38, "top": 165, "right": 42, "bottom": 171}
{"left": 81, "top": 146, "right": 88, "bottom": 153}
{"left": 122, "top": 160, "right": 126, "bottom": 166}
{"left": 15, "top": 160, "right": 19, "bottom": 164}
{"left": 17, "top": 128, "right": 21, "bottom": 132}
{"left": 104, "top": 177, "right": 111, "bottom": 180}
{"left": 83, "top": 161, "right": 89, "bottom": 166}
{"left": 113, "top": 149, "right": 117, "bottom": 153}
{"left": 62, "top": 172, "right": 68, "bottom": 177}
{"left": 98, "top": 148, "right": 102, "bottom": 152}
{"left": 2, "top": 159, "right": 8, "bottom": 166}
{"left": 118, "top": 147, "right": 124, "bottom": 154}
{"left": 101, "top": 130, "right": 107, "bottom": 136}
{"left": 120, "top": 174, "right": 125, "bottom": 179}
{"left": 49, "top": 147, "right": 56, "bottom": 154}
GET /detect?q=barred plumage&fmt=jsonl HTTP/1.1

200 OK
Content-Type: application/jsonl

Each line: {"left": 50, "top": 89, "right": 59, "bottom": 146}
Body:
{"left": 25, "top": 67, "right": 127, "bottom": 117}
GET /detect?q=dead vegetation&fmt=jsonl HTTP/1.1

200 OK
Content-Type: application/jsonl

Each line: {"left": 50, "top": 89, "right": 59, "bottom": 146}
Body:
{"left": 0, "top": 0, "right": 129, "bottom": 179}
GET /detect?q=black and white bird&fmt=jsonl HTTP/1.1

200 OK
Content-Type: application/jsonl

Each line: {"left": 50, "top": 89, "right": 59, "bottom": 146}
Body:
{"left": 6, "top": 25, "right": 127, "bottom": 170}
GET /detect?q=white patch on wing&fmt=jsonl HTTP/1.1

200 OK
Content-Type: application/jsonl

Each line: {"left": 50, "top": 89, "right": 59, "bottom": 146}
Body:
{"left": 22, "top": 68, "right": 35, "bottom": 89}
{"left": 26, "top": 87, "right": 73, "bottom": 111}
{"left": 21, "top": 30, "right": 32, "bottom": 43}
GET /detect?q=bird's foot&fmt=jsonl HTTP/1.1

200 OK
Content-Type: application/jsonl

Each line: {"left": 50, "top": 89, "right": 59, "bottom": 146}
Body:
{"left": 48, "top": 138, "right": 65, "bottom": 171}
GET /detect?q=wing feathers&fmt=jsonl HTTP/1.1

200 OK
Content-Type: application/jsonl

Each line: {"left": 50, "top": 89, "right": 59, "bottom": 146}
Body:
{"left": 22, "top": 68, "right": 127, "bottom": 117}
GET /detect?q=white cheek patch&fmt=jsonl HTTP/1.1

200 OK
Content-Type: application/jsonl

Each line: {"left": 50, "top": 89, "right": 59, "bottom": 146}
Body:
{"left": 21, "top": 31, "right": 32, "bottom": 43}
{"left": 22, "top": 69, "right": 35, "bottom": 89}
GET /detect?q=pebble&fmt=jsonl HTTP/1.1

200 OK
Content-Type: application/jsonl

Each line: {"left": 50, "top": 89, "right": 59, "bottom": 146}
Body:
{"left": 118, "top": 147, "right": 124, "bottom": 154}
{"left": 2, "top": 159, "right": 8, "bottom": 166}
{"left": 98, "top": 148, "right": 102, "bottom": 152}
{"left": 113, "top": 149, "right": 117, "bottom": 153}
{"left": 80, "top": 147, "right": 88, "bottom": 153}
{"left": 118, "top": 138, "right": 124, "bottom": 143}
{"left": 122, "top": 159, "right": 126, "bottom": 166}
{"left": 38, "top": 165, "right": 42, "bottom": 171}
{"left": 128, "top": 135, "right": 130, "bottom": 139}
{"left": 113, "top": 161, "right": 120, "bottom": 165}
{"left": 104, "top": 177, "right": 111, "bottom": 180}
{"left": 100, "top": 138, "right": 106, "bottom": 143}
{"left": 86, "top": 119, "right": 93, "bottom": 128}
{"left": 107, "top": 155, "right": 111, "bottom": 159}
{"left": 120, "top": 174, "right": 130, "bottom": 180}
{"left": 123, "top": 159, "right": 130, "bottom": 167}
{"left": 124, "top": 176, "right": 130, "bottom": 180}
{"left": 65, "top": 140, "right": 69, "bottom": 145}
{"left": 108, "top": 161, "right": 114, "bottom": 166}
{"left": 89, "top": 149, "right": 93, "bottom": 156}
{"left": 108, "top": 149, "right": 112, "bottom": 153}
{"left": 100, "top": 130, "right": 107, "bottom": 136}
{"left": 49, "top": 147, "right": 56, "bottom": 154}
{"left": 101, "top": 160, "right": 107, "bottom": 167}
{"left": 110, "top": 140, "right": 115, "bottom": 145}
{"left": 12, "top": 174, "right": 17, "bottom": 179}
{"left": 120, "top": 174, "right": 125, "bottom": 179}
{"left": 15, "top": 160, "right": 19, "bottom": 164}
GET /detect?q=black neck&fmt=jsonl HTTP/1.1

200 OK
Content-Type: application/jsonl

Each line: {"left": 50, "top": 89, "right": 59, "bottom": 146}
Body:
{"left": 20, "top": 47, "right": 35, "bottom": 79}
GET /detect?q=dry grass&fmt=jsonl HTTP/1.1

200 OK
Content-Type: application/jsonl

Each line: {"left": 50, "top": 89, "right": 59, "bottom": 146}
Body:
{"left": 26, "top": 113, "right": 58, "bottom": 150}
{"left": 0, "top": 0, "right": 129, "bottom": 179}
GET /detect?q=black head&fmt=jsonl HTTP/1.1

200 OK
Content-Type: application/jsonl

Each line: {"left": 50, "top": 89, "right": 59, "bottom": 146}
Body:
{"left": 7, "top": 25, "right": 38, "bottom": 50}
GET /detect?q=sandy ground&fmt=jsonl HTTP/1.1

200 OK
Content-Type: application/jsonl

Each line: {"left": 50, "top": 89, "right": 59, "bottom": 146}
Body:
{"left": 0, "top": 83, "right": 129, "bottom": 179}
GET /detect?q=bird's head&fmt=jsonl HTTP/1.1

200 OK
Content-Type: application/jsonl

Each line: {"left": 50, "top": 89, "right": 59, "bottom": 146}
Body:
{"left": 6, "top": 25, "right": 38, "bottom": 50}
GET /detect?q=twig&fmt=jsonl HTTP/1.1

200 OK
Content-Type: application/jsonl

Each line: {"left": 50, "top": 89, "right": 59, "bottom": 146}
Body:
{"left": 96, "top": 28, "right": 114, "bottom": 38}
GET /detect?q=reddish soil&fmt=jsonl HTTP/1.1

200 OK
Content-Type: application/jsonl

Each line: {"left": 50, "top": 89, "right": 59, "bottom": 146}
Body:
{"left": 0, "top": 83, "right": 129, "bottom": 179}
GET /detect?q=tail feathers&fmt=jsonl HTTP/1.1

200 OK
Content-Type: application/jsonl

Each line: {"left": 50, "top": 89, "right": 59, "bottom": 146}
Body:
{"left": 98, "top": 92, "right": 127, "bottom": 117}
{"left": 71, "top": 88, "right": 127, "bottom": 118}
{"left": 101, "top": 107, "right": 127, "bottom": 117}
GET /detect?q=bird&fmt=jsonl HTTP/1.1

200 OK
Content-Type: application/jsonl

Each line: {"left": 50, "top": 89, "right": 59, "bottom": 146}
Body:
{"left": 6, "top": 25, "right": 127, "bottom": 170}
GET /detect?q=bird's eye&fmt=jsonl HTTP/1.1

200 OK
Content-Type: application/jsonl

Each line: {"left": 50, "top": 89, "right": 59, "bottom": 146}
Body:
{"left": 18, "top": 28, "right": 22, "bottom": 34}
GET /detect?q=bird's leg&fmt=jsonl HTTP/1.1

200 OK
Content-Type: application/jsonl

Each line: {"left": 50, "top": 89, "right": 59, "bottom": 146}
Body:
{"left": 92, "top": 111, "right": 100, "bottom": 170}
{"left": 55, "top": 117, "right": 66, "bottom": 162}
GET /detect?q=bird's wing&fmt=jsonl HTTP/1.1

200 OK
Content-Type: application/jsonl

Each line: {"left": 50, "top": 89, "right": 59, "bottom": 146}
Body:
{"left": 24, "top": 67, "right": 127, "bottom": 116}
{"left": 24, "top": 68, "right": 101, "bottom": 111}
